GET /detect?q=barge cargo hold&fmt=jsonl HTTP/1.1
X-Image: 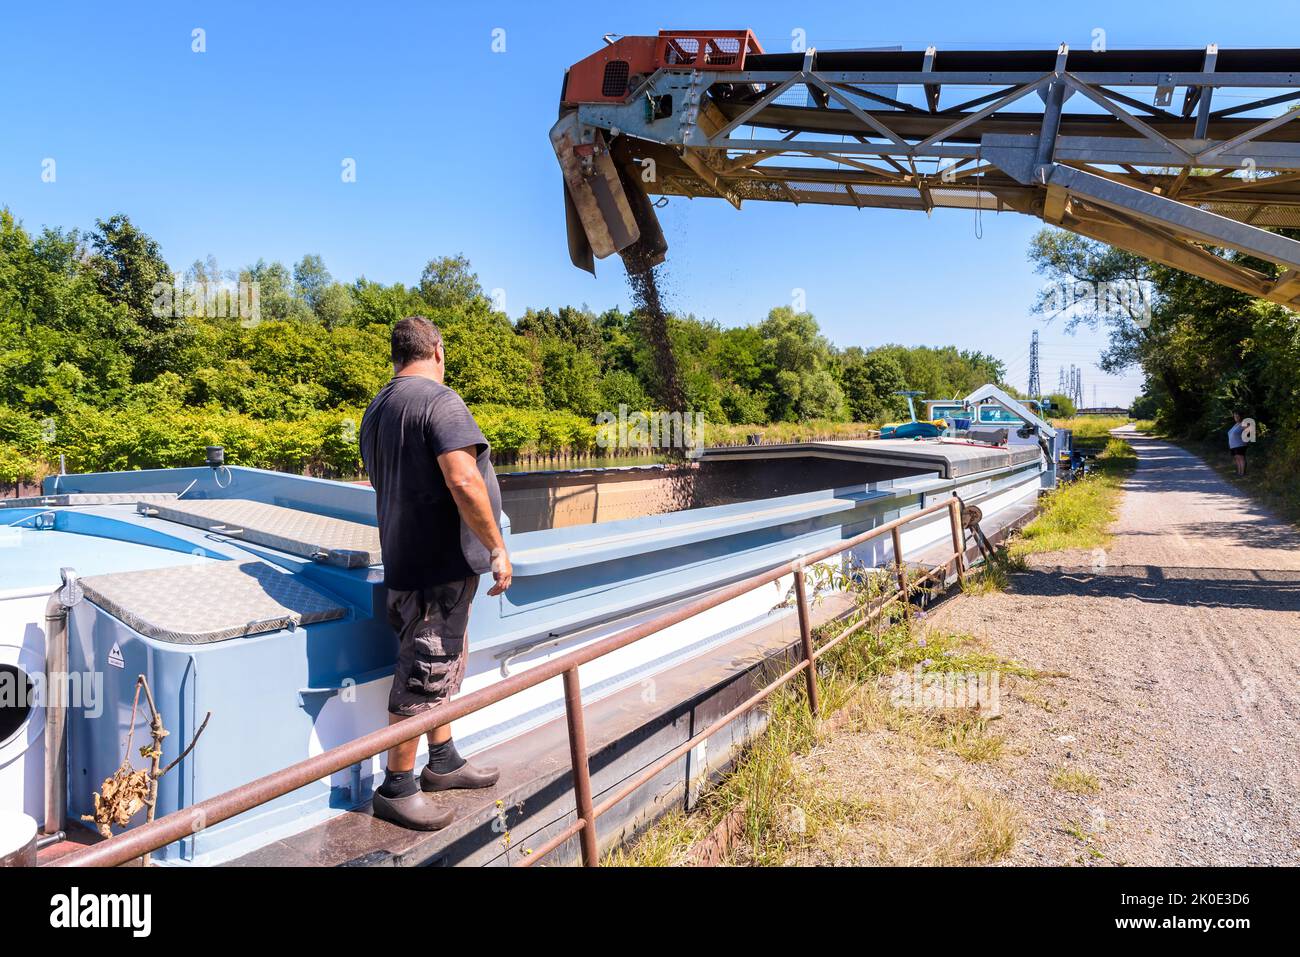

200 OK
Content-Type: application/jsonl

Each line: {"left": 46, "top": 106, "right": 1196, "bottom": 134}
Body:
{"left": 2, "top": 431, "right": 1047, "bottom": 865}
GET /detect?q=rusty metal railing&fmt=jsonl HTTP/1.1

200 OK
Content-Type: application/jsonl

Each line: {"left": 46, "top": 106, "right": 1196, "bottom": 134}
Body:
{"left": 54, "top": 498, "right": 966, "bottom": 868}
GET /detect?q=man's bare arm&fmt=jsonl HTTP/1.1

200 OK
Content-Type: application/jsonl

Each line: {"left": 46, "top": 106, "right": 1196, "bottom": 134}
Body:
{"left": 437, "top": 446, "right": 511, "bottom": 595}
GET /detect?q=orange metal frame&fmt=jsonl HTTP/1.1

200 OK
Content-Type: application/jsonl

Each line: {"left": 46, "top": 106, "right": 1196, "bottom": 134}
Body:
{"left": 656, "top": 30, "right": 763, "bottom": 69}
{"left": 54, "top": 497, "right": 964, "bottom": 868}
{"left": 562, "top": 29, "right": 762, "bottom": 105}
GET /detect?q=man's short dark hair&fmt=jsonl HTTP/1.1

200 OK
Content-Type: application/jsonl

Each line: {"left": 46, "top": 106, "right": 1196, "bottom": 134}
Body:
{"left": 392, "top": 316, "right": 443, "bottom": 367}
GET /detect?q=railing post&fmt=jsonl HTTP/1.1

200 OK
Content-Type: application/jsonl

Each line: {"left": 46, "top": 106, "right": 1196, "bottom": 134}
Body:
{"left": 561, "top": 667, "right": 600, "bottom": 866}
{"left": 890, "top": 526, "right": 908, "bottom": 601}
{"left": 792, "top": 566, "right": 821, "bottom": 718}
{"left": 948, "top": 498, "right": 966, "bottom": 588}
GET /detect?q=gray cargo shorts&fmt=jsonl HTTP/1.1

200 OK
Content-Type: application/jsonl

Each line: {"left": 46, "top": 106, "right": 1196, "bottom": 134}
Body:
{"left": 386, "top": 575, "right": 479, "bottom": 717}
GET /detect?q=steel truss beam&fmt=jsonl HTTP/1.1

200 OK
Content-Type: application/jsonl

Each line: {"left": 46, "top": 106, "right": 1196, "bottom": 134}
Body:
{"left": 567, "top": 44, "right": 1300, "bottom": 306}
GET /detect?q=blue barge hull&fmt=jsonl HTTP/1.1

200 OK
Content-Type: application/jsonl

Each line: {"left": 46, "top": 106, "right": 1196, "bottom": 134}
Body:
{"left": 1, "top": 437, "right": 1042, "bottom": 863}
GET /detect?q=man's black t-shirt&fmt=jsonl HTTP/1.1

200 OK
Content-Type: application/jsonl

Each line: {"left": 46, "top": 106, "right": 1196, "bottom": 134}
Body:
{"left": 360, "top": 375, "right": 502, "bottom": 590}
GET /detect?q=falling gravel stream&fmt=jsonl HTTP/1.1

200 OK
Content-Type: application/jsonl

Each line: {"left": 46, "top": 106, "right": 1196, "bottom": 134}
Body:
{"left": 622, "top": 248, "right": 695, "bottom": 508}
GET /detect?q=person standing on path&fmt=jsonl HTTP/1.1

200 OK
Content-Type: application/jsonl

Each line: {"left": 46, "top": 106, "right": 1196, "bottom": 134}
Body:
{"left": 359, "top": 316, "right": 512, "bottom": 830}
{"left": 1228, "top": 411, "right": 1249, "bottom": 477}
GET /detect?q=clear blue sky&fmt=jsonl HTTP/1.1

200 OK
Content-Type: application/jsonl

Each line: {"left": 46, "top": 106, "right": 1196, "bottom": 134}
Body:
{"left": 3, "top": 0, "right": 1291, "bottom": 405}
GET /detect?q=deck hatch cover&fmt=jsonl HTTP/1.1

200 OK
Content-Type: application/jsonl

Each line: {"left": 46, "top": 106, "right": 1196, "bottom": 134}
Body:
{"left": 79, "top": 561, "right": 347, "bottom": 644}
{"left": 0, "top": 493, "right": 180, "bottom": 509}
{"left": 138, "top": 498, "right": 381, "bottom": 568}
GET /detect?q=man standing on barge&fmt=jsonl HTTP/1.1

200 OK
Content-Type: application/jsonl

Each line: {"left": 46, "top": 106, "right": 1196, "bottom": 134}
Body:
{"left": 360, "top": 316, "right": 511, "bottom": 830}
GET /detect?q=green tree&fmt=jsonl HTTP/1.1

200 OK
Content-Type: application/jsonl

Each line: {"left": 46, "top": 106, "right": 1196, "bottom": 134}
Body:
{"left": 599, "top": 369, "right": 650, "bottom": 412}
{"left": 517, "top": 305, "right": 605, "bottom": 359}
{"left": 437, "top": 303, "right": 542, "bottom": 408}
{"left": 870, "top": 344, "right": 1006, "bottom": 400}
{"left": 89, "top": 214, "right": 172, "bottom": 315}
{"left": 88, "top": 213, "right": 188, "bottom": 380}
{"left": 537, "top": 340, "right": 602, "bottom": 414}
{"left": 840, "top": 348, "right": 906, "bottom": 422}
{"left": 0, "top": 213, "right": 135, "bottom": 410}
{"left": 1027, "top": 226, "right": 1253, "bottom": 433}
{"left": 245, "top": 259, "right": 313, "bottom": 323}
{"left": 1043, "top": 392, "right": 1076, "bottom": 417}
{"left": 1027, "top": 224, "right": 1300, "bottom": 500}
{"left": 315, "top": 283, "right": 356, "bottom": 329}
{"left": 350, "top": 278, "right": 425, "bottom": 327}
{"left": 596, "top": 307, "right": 639, "bottom": 375}
{"left": 293, "top": 254, "right": 332, "bottom": 313}
{"left": 419, "top": 254, "right": 487, "bottom": 311}
{"left": 757, "top": 307, "right": 846, "bottom": 421}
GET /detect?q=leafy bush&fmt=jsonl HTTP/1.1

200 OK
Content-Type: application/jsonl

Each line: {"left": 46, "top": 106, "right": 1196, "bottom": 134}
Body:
{"left": 1049, "top": 416, "right": 1133, "bottom": 446}
{"left": 473, "top": 405, "right": 597, "bottom": 455}
{"left": 0, "top": 443, "right": 46, "bottom": 485}
{"left": 1, "top": 209, "right": 1016, "bottom": 481}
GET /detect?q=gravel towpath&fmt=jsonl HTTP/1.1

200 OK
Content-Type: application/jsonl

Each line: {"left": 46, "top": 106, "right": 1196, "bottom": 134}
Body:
{"left": 928, "top": 429, "right": 1300, "bottom": 864}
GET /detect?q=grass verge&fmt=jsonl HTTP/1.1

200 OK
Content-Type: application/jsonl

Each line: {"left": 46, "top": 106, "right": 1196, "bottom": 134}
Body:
{"left": 604, "top": 580, "right": 1035, "bottom": 867}
{"left": 1010, "top": 436, "right": 1136, "bottom": 558}
{"left": 1050, "top": 416, "right": 1134, "bottom": 446}
{"left": 961, "top": 547, "right": 1029, "bottom": 596}
{"left": 961, "top": 429, "right": 1138, "bottom": 593}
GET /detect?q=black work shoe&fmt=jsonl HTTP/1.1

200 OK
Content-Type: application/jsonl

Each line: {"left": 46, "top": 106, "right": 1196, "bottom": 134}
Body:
{"left": 371, "top": 790, "right": 455, "bottom": 830}
{"left": 421, "top": 761, "right": 500, "bottom": 792}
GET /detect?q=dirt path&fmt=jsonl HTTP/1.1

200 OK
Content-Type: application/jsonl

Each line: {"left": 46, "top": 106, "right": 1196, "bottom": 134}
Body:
{"left": 781, "top": 430, "right": 1300, "bottom": 866}
{"left": 922, "top": 429, "right": 1300, "bottom": 864}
